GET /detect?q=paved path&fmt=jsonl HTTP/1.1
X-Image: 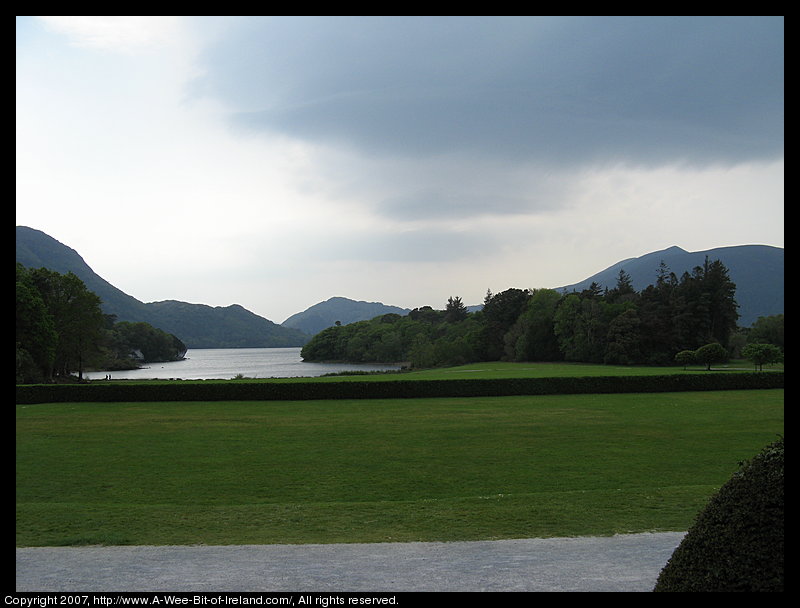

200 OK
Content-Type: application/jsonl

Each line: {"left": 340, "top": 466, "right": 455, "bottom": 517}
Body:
{"left": 16, "top": 532, "right": 684, "bottom": 592}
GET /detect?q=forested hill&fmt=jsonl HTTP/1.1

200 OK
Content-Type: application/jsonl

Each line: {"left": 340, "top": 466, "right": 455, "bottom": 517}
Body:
{"left": 301, "top": 255, "right": 781, "bottom": 368}
{"left": 557, "top": 244, "right": 783, "bottom": 327}
{"left": 15, "top": 226, "right": 309, "bottom": 349}
{"left": 283, "top": 244, "right": 783, "bottom": 335}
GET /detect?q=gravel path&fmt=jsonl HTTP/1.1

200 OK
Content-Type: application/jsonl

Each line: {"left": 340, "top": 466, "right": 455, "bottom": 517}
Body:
{"left": 16, "top": 532, "right": 685, "bottom": 592}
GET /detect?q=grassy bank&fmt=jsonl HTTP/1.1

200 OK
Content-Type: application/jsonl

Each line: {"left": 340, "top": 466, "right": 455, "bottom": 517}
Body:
{"left": 16, "top": 389, "right": 783, "bottom": 547}
{"left": 255, "top": 360, "right": 785, "bottom": 382}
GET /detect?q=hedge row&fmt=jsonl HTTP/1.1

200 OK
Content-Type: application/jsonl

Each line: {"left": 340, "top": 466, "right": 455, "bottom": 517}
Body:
{"left": 16, "top": 372, "right": 783, "bottom": 404}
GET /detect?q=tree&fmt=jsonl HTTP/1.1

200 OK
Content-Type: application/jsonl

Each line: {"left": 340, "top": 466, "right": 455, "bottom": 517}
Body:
{"left": 638, "top": 269, "right": 680, "bottom": 364}
{"left": 16, "top": 264, "right": 57, "bottom": 383}
{"left": 18, "top": 267, "right": 105, "bottom": 380}
{"left": 675, "top": 258, "right": 738, "bottom": 350}
{"left": 579, "top": 281, "right": 604, "bottom": 299}
{"left": 700, "top": 258, "right": 739, "bottom": 347}
{"left": 408, "top": 306, "right": 444, "bottom": 324}
{"left": 50, "top": 272, "right": 105, "bottom": 379}
{"left": 553, "top": 294, "right": 588, "bottom": 362}
{"left": 507, "top": 289, "right": 562, "bottom": 361}
{"left": 694, "top": 342, "right": 728, "bottom": 371}
{"left": 741, "top": 343, "right": 783, "bottom": 371}
{"left": 408, "top": 334, "right": 436, "bottom": 368}
{"left": 301, "top": 324, "right": 344, "bottom": 361}
{"left": 655, "top": 260, "right": 677, "bottom": 289}
{"left": 674, "top": 350, "right": 696, "bottom": 370}
{"left": 747, "top": 314, "right": 784, "bottom": 350}
{"left": 481, "top": 288, "right": 530, "bottom": 360}
{"left": 604, "top": 308, "right": 641, "bottom": 365}
{"left": 554, "top": 294, "right": 618, "bottom": 363}
{"left": 111, "top": 321, "right": 187, "bottom": 363}
{"left": 444, "top": 296, "right": 468, "bottom": 323}
{"left": 606, "top": 269, "right": 637, "bottom": 303}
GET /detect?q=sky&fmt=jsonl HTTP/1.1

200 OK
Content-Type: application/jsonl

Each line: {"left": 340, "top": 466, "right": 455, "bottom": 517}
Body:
{"left": 16, "top": 16, "right": 784, "bottom": 323}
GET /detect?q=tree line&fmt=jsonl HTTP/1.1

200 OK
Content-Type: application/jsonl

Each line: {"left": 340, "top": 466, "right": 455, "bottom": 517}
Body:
{"left": 16, "top": 264, "right": 186, "bottom": 383}
{"left": 302, "top": 258, "right": 783, "bottom": 369}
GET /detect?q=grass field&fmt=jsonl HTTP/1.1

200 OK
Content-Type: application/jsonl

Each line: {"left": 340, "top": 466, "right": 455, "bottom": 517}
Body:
{"left": 375, "top": 360, "right": 780, "bottom": 379}
{"left": 16, "top": 388, "right": 783, "bottom": 547}
{"left": 258, "top": 360, "right": 783, "bottom": 382}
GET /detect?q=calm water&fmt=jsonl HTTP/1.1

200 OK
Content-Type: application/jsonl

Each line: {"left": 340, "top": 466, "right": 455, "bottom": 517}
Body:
{"left": 83, "top": 347, "right": 400, "bottom": 381}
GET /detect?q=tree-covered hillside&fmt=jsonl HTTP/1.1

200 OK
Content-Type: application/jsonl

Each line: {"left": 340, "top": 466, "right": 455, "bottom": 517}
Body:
{"left": 16, "top": 264, "right": 187, "bottom": 383}
{"left": 557, "top": 244, "right": 783, "bottom": 327}
{"left": 302, "top": 260, "right": 782, "bottom": 368}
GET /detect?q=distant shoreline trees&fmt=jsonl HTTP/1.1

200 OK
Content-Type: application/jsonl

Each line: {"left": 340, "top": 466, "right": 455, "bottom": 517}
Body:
{"left": 302, "top": 257, "right": 780, "bottom": 369}
{"left": 16, "top": 264, "right": 186, "bottom": 383}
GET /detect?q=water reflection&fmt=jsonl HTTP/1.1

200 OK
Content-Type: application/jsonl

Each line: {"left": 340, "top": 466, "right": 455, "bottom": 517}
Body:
{"left": 83, "top": 347, "right": 400, "bottom": 380}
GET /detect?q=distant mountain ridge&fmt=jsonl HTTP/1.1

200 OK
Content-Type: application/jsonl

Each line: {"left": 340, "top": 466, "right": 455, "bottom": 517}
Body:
{"left": 282, "top": 297, "right": 411, "bottom": 336}
{"left": 16, "top": 226, "right": 309, "bottom": 348}
{"left": 556, "top": 244, "right": 783, "bottom": 327}
{"left": 18, "top": 227, "right": 783, "bottom": 348}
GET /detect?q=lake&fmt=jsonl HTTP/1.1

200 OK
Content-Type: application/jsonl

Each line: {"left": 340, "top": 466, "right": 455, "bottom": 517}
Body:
{"left": 83, "top": 347, "right": 401, "bottom": 381}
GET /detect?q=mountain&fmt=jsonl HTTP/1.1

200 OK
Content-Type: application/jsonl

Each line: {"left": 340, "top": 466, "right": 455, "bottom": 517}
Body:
{"left": 556, "top": 244, "right": 783, "bottom": 327}
{"left": 16, "top": 226, "right": 309, "bottom": 348}
{"left": 139, "top": 300, "right": 309, "bottom": 349}
{"left": 18, "top": 227, "right": 782, "bottom": 346}
{"left": 282, "top": 296, "right": 411, "bottom": 336}
{"left": 16, "top": 226, "right": 149, "bottom": 323}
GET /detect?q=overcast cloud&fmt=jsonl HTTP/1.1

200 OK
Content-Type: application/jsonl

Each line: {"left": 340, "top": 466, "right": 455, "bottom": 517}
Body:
{"left": 196, "top": 16, "right": 783, "bottom": 165}
{"left": 16, "top": 16, "right": 783, "bottom": 323}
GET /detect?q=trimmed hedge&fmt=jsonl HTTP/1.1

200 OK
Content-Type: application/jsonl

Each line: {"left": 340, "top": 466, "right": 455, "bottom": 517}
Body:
{"left": 653, "top": 436, "right": 784, "bottom": 592}
{"left": 16, "top": 372, "right": 783, "bottom": 404}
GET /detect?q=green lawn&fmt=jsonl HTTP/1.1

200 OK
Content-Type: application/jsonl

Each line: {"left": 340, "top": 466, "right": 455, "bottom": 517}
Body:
{"left": 16, "top": 389, "right": 783, "bottom": 547}
{"left": 266, "top": 359, "right": 782, "bottom": 383}
{"left": 394, "top": 360, "right": 771, "bottom": 379}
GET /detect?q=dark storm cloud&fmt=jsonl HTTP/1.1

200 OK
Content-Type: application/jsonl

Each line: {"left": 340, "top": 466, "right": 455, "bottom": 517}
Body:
{"left": 191, "top": 16, "right": 783, "bottom": 167}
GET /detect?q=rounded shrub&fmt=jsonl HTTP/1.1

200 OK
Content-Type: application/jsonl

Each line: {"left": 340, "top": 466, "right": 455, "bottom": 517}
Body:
{"left": 653, "top": 436, "right": 784, "bottom": 592}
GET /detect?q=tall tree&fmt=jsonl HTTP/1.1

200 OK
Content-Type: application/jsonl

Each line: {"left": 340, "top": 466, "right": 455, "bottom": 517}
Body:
{"left": 507, "top": 288, "right": 562, "bottom": 361}
{"left": 16, "top": 264, "right": 57, "bottom": 382}
{"left": 26, "top": 267, "right": 105, "bottom": 379}
{"left": 700, "top": 258, "right": 739, "bottom": 347}
{"left": 606, "top": 269, "right": 637, "bottom": 303}
{"left": 444, "top": 296, "right": 468, "bottom": 323}
{"left": 481, "top": 288, "right": 530, "bottom": 360}
{"left": 638, "top": 274, "right": 680, "bottom": 364}
{"left": 747, "top": 314, "right": 784, "bottom": 350}
{"left": 604, "top": 308, "right": 642, "bottom": 364}
{"left": 673, "top": 258, "right": 739, "bottom": 350}
{"left": 553, "top": 294, "right": 590, "bottom": 362}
